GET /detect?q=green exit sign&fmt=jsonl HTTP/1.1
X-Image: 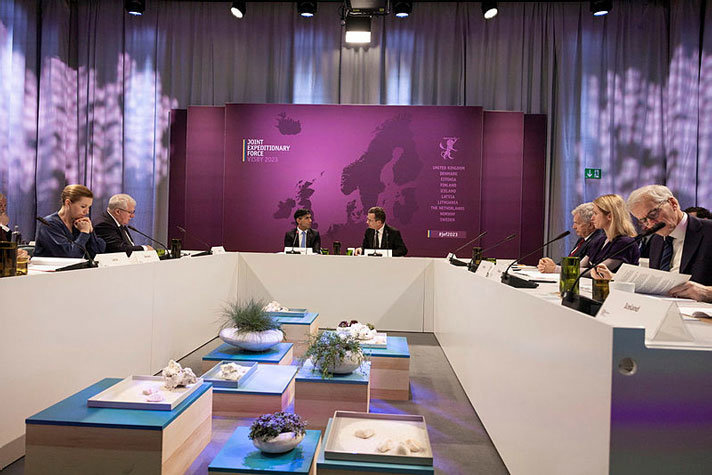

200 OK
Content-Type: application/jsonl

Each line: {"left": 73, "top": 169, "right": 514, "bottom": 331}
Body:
{"left": 585, "top": 168, "right": 602, "bottom": 179}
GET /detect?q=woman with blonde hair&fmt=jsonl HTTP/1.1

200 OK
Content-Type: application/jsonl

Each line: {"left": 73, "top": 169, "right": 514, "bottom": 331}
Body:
{"left": 34, "top": 184, "right": 106, "bottom": 258}
{"left": 581, "top": 194, "right": 639, "bottom": 272}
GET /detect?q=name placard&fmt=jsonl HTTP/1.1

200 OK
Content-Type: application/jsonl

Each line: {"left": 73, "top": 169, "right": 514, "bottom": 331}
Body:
{"left": 211, "top": 246, "right": 227, "bottom": 254}
{"left": 130, "top": 250, "right": 160, "bottom": 264}
{"left": 597, "top": 291, "right": 693, "bottom": 342}
{"left": 283, "top": 247, "right": 314, "bottom": 255}
{"left": 95, "top": 252, "right": 131, "bottom": 268}
{"left": 475, "top": 260, "right": 496, "bottom": 279}
{"left": 363, "top": 249, "right": 393, "bottom": 257}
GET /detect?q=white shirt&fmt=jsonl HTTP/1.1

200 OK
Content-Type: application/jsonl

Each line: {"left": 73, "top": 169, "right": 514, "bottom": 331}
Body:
{"left": 295, "top": 227, "right": 308, "bottom": 247}
{"left": 668, "top": 212, "right": 688, "bottom": 273}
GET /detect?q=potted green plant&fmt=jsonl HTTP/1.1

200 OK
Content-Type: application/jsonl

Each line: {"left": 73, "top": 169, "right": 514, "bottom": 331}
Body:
{"left": 249, "top": 411, "right": 307, "bottom": 453}
{"left": 305, "top": 331, "right": 365, "bottom": 378}
{"left": 219, "top": 299, "right": 283, "bottom": 351}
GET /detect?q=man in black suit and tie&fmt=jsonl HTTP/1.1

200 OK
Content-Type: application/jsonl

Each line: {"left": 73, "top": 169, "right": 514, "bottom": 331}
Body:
{"left": 284, "top": 209, "right": 321, "bottom": 254}
{"left": 355, "top": 206, "right": 408, "bottom": 257}
{"left": 628, "top": 185, "right": 712, "bottom": 286}
{"left": 94, "top": 194, "right": 152, "bottom": 255}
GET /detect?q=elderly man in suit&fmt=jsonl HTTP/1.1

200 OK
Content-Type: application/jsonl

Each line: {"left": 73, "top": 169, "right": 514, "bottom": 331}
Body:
{"left": 284, "top": 208, "right": 321, "bottom": 254}
{"left": 627, "top": 184, "right": 712, "bottom": 286}
{"left": 94, "top": 194, "right": 152, "bottom": 255}
{"left": 355, "top": 206, "right": 407, "bottom": 257}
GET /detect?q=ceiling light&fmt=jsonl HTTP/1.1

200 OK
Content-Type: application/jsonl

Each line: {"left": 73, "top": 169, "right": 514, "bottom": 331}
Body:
{"left": 590, "top": 0, "right": 612, "bottom": 16}
{"left": 482, "top": 1, "right": 498, "bottom": 20}
{"left": 125, "top": 0, "right": 145, "bottom": 16}
{"left": 298, "top": 1, "right": 317, "bottom": 18}
{"left": 393, "top": 1, "right": 412, "bottom": 18}
{"left": 345, "top": 16, "right": 371, "bottom": 44}
{"left": 231, "top": 1, "right": 246, "bottom": 19}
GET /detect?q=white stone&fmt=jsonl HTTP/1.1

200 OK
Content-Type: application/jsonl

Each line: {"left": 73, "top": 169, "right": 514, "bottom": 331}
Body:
{"left": 354, "top": 428, "right": 375, "bottom": 439}
{"left": 264, "top": 300, "right": 289, "bottom": 312}
{"left": 161, "top": 360, "right": 197, "bottom": 390}
{"left": 219, "top": 362, "right": 249, "bottom": 381}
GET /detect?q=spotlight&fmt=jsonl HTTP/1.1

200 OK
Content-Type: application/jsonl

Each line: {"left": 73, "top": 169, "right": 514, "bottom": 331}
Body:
{"left": 125, "top": 0, "right": 145, "bottom": 16}
{"left": 345, "top": 15, "right": 371, "bottom": 44}
{"left": 231, "top": 1, "right": 246, "bottom": 19}
{"left": 298, "top": 1, "right": 317, "bottom": 18}
{"left": 590, "top": 0, "right": 612, "bottom": 16}
{"left": 482, "top": 1, "right": 498, "bottom": 20}
{"left": 393, "top": 1, "right": 412, "bottom": 18}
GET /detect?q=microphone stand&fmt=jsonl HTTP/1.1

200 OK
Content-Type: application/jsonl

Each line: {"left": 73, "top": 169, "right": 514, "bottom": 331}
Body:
{"left": 561, "top": 222, "right": 665, "bottom": 316}
{"left": 448, "top": 230, "right": 488, "bottom": 267}
{"left": 35, "top": 216, "right": 98, "bottom": 270}
{"left": 286, "top": 228, "right": 302, "bottom": 254}
{"left": 177, "top": 226, "right": 212, "bottom": 257}
{"left": 501, "top": 231, "right": 571, "bottom": 288}
{"left": 127, "top": 225, "right": 170, "bottom": 260}
{"left": 468, "top": 233, "right": 518, "bottom": 273}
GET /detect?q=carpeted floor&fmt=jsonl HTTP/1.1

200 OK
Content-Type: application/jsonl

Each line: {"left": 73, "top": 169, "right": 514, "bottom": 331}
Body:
{"left": 5, "top": 332, "right": 508, "bottom": 475}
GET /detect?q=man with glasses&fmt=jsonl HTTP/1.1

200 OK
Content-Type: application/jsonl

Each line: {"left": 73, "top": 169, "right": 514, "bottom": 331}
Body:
{"left": 627, "top": 185, "right": 712, "bottom": 286}
{"left": 94, "top": 194, "right": 153, "bottom": 255}
{"left": 355, "top": 206, "right": 408, "bottom": 256}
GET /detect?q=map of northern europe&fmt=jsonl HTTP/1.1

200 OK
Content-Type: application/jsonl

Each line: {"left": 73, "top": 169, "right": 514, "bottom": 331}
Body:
{"left": 273, "top": 113, "right": 423, "bottom": 244}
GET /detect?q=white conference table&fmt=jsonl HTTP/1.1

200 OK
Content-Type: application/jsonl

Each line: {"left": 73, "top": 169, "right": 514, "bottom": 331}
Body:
{"left": 2, "top": 252, "right": 712, "bottom": 474}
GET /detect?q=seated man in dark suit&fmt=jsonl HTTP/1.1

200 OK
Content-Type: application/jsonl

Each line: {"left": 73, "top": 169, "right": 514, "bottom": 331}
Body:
{"left": 355, "top": 206, "right": 408, "bottom": 257}
{"left": 94, "top": 194, "right": 152, "bottom": 255}
{"left": 628, "top": 185, "right": 712, "bottom": 286}
{"left": 284, "top": 208, "right": 321, "bottom": 254}
{"left": 0, "top": 192, "right": 10, "bottom": 241}
{"left": 537, "top": 202, "right": 605, "bottom": 272}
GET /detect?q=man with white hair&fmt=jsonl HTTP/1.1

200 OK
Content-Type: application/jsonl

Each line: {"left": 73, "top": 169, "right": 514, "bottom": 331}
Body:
{"left": 94, "top": 194, "right": 152, "bottom": 255}
{"left": 537, "top": 202, "right": 605, "bottom": 273}
{"left": 0, "top": 192, "right": 10, "bottom": 241}
{"left": 627, "top": 184, "right": 712, "bottom": 286}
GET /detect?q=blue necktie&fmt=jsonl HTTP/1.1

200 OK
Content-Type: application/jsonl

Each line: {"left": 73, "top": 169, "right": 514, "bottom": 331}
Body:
{"left": 660, "top": 236, "right": 674, "bottom": 271}
{"left": 300, "top": 231, "right": 306, "bottom": 248}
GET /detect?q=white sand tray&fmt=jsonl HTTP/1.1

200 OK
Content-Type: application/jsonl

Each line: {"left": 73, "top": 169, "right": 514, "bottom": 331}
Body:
{"left": 325, "top": 412, "right": 433, "bottom": 465}
{"left": 87, "top": 375, "right": 203, "bottom": 411}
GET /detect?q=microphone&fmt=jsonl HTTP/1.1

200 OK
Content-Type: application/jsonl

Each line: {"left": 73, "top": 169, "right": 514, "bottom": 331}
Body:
{"left": 177, "top": 225, "right": 212, "bottom": 256}
{"left": 127, "top": 225, "right": 169, "bottom": 251}
{"left": 481, "top": 233, "right": 517, "bottom": 254}
{"left": 286, "top": 228, "right": 302, "bottom": 254}
{"left": 35, "top": 216, "right": 98, "bottom": 270}
{"left": 501, "top": 230, "right": 571, "bottom": 288}
{"left": 447, "top": 230, "right": 487, "bottom": 267}
{"left": 561, "top": 222, "right": 665, "bottom": 315}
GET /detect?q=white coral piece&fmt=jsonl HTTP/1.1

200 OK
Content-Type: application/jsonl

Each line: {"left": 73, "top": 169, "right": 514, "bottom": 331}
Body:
{"left": 405, "top": 439, "right": 424, "bottom": 453}
{"left": 396, "top": 442, "right": 409, "bottom": 455}
{"left": 376, "top": 439, "right": 394, "bottom": 453}
{"left": 264, "top": 300, "right": 289, "bottom": 312}
{"left": 162, "top": 360, "right": 197, "bottom": 390}
{"left": 354, "top": 428, "right": 375, "bottom": 439}
{"left": 219, "top": 363, "right": 249, "bottom": 381}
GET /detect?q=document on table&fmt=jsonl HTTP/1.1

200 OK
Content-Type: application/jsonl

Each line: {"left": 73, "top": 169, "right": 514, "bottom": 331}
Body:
{"left": 513, "top": 269, "right": 558, "bottom": 283}
{"left": 615, "top": 263, "right": 690, "bottom": 296}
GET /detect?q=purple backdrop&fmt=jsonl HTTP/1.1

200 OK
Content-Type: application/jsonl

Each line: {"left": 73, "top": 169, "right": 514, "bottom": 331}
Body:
{"left": 169, "top": 104, "right": 546, "bottom": 258}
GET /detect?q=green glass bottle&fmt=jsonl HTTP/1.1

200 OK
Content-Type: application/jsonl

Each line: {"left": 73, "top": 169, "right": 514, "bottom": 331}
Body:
{"left": 559, "top": 256, "right": 580, "bottom": 296}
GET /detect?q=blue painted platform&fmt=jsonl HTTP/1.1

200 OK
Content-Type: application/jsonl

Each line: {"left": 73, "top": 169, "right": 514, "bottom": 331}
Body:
{"left": 204, "top": 343, "right": 293, "bottom": 364}
{"left": 317, "top": 418, "right": 434, "bottom": 474}
{"left": 25, "top": 378, "right": 212, "bottom": 430}
{"left": 213, "top": 365, "right": 298, "bottom": 395}
{"left": 274, "top": 312, "right": 319, "bottom": 326}
{"left": 296, "top": 360, "right": 370, "bottom": 384}
{"left": 363, "top": 336, "right": 410, "bottom": 358}
{"left": 209, "top": 427, "right": 321, "bottom": 474}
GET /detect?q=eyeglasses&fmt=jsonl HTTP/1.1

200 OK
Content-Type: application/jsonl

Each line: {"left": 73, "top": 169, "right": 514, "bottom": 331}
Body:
{"left": 118, "top": 208, "right": 136, "bottom": 216}
{"left": 637, "top": 202, "right": 665, "bottom": 226}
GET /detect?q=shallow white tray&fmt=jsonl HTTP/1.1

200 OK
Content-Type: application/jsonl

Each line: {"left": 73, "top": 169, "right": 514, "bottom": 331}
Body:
{"left": 87, "top": 375, "right": 203, "bottom": 411}
{"left": 324, "top": 411, "right": 433, "bottom": 466}
{"left": 201, "top": 361, "right": 258, "bottom": 388}
{"left": 358, "top": 332, "right": 388, "bottom": 348}
{"left": 266, "top": 308, "right": 308, "bottom": 318}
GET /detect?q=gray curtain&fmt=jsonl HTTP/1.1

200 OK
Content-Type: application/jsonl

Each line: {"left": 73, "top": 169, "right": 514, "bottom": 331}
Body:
{"left": 0, "top": 0, "right": 710, "bottom": 256}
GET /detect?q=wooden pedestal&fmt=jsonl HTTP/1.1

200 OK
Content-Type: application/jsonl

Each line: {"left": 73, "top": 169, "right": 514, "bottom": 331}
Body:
{"left": 275, "top": 313, "right": 320, "bottom": 358}
{"left": 294, "top": 361, "right": 370, "bottom": 430}
{"left": 213, "top": 365, "right": 298, "bottom": 418}
{"left": 25, "top": 378, "right": 212, "bottom": 475}
{"left": 202, "top": 342, "right": 293, "bottom": 373}
{"left": 208, "top": 427, "right": 321, "bottom": 474}
{"left": 365, "top": 336, "right": 411, "bottom": 401}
